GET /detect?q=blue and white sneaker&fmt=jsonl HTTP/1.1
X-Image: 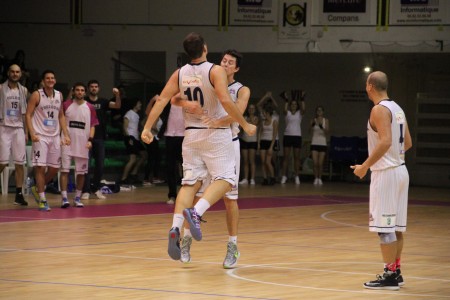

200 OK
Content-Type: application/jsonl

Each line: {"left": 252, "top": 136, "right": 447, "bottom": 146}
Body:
{"left": 183, "top": 208, "right": 202, "bottom": 241}
{"left": 61, "top": 198, "right": 70, "bottom": 208}
{"left": 73, "top": 197, "right": 84, "bottom": 207}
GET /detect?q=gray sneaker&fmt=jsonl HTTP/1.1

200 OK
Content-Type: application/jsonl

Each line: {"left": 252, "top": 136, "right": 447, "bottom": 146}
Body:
{"left": 223, "top": 242, "right": 240, "bottom": 269}
{"left": 167, "top": 227, "right": 181, "bottom": 260}
{"left": 180, "top": 236, "right": 192, "bottom": 263}
{"left": 183, "top": 208, "right": 202, "bottom": 241}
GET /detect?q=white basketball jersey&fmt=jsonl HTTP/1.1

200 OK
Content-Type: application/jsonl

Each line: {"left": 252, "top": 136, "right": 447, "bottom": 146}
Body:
{"left": 32, "top": 88, "right": 63, "bottom": 137}
{"left": 368, "top": 100, "right": 407, "bottom": 171}
{"left": 179, "top": 61, "right": 227, "bottom": 128}
{"left": 228, "top": 81, "right": 243, "bottom": 137}
{"left": 0, "top": 83, "right": 27, "bottom": 128}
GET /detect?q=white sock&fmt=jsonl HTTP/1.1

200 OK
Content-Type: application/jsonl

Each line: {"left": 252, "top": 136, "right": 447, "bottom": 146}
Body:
{"left": 229, "top": 236, "right": 237, "bottom": 244}
{"left": 184, "top": 228, "right": 192, "bottom": 237}
{"left": 194, "top": 198, "right": 211, "bottom": 216}
{"left": 61, "top": 191, "right": 68, "bottom": 198}
{"left": 75, "top": 189, "right": 82, "bottom": 198}
{"left": 172, "top": 213, "right": 184, "bottom": 229}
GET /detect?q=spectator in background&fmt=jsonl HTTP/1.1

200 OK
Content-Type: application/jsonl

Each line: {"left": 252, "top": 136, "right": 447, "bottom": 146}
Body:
{"left": 120, "top": 98, "right": 147, "bottom": 185}
{"left": 239, "top": 103, "right": 259, "bottom": 185}
{"left": 310, "top": 106, "right": 329, "bottom": 185}
{"left": 160, "top": 101, "right": 184, "bottom": 204}
{"left": 258, "top": 104, "right": 278, "bottom": 185}
{"left": 143, "top": 94, "right": 164, "bottom": 185}
{"left": 81, "top": 80, "right": 121, "bottom": 200}
{"left": 280, "top": 91, "right": 305, "bottom": 185}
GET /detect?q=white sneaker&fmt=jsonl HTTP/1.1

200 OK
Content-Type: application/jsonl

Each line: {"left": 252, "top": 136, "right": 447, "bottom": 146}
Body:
{"left": 280, "top": 176, "right": 287, "bottom": 184}
{"left": 95, "top": 190, "right": 106, "bottom": 199}
{"left": 295, "top": 176, "right": 300, "bottom": 185}
{"left": 313, "top": 178, "right": 319, "bottom": 185}
{"left": 239, "top": 179, "right": 248, "bottom": 185}
{"left": 81, "top": 193, "right": 90, "bottom": 200}
{"left": 167, "top": 197, "right": 175, "bottom": 205}
{"left": 318, "top": 179, "right": 323, "bottom": 185}
{"left": 250, "top": 179, "right": 256, "bottom": 185}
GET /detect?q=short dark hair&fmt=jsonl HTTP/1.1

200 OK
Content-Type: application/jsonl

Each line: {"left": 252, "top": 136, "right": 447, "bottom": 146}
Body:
{"left": 41, "top": 69, "right": 55, "bottom": 80}
{"left": 183, "top": 32, "right": 205, "bottom": 60}
{"left": 72, "top": 82, "right": 86, "bottom": 91}
{"left": 221, "top": 49, "right": 243, "bottom": 68}
{"left": 87, "top": 79, "right": 100, "bottom": 87}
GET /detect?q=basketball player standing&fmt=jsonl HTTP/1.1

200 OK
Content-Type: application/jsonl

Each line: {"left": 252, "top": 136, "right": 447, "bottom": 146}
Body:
{"left": 352, "top": 71, "right": 412, "bottom": 290}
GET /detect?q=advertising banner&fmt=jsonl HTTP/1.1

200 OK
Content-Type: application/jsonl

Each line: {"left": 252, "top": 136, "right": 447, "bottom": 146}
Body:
{"left": 278, "top": 0, "right": 311, "bottom": 42}
{"left": 389, "top": 0, "right": 449, "bottom": 25}
{"left": 313, "top": 0, "right": 377, "bottom": 25}
{"left": 229, "top": 0, "right": 278, "bottom": 25}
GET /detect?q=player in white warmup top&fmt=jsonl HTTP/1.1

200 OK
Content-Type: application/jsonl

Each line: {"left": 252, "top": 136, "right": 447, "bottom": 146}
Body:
{"left": 352, "top": 71, "right": 412, "bottom": 291}
{"left": 60, "top": 82, "right": 98, "bottom": 208}
{"left": 141, "top": 32, "right": 256, "bottom": 261}
{"left": 26, "top": 70, "right": 71, "bottom": 211}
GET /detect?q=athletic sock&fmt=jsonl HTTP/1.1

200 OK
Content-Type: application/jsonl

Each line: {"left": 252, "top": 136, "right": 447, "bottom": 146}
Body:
{"left": 385, "top": 262, "right": 396, "bottom": 272}
{"left": 194, "top": 198, "right": 211, "bottom": 216}
{"left": 172, "top": 213, "right": 184, "bottom": 229}
{"left": 395, "top": 258, "right": 401, "bottom": 270}
{"left": 184, "top": 228, "right": 192, "bottom": 237}
{"left": 38, "top": 192, "right": 46, "bottom": 200}
{"left": 229, "top": 236, "right": 237, "bottom": 244}
{"left": 75, "top": 190, "right": 82, "bottom": 198}
{"left": 61, "top": 191, "right": 68, "bottom": 198}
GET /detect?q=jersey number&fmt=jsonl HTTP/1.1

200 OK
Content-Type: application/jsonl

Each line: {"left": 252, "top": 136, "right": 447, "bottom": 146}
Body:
{"left": 399, "top": 124, "right": 404, "bottom": 144}
{"left": 11, "top": 102, "right": 18, "bottom": 109}
{"left": 184, "top": 87, "right": 204, "bottom": 107}
{"left": 47, "top": 111, "right": 55, "bottom": 119}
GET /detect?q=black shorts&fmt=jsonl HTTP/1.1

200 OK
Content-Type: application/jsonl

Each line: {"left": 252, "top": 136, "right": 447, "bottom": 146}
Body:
{"left": 124, "top": 136, "right": 145, "bottom": 155}
{"left": 240, "top": 140, "right": 257, "bottom": 150}
{"left": 310, "top": 145, "right": 327, "bottom": 153}
{"left": 283, "top": 135, "right": 302, "bottom": 148}
{"left": 260, "top": 140, "right": 280, "bottom": 151}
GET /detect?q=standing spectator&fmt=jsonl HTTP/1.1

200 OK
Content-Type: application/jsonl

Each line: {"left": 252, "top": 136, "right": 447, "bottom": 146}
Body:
{"left": 26, "top": 70, "right": 70, "bottom": 211}
{"left": 280, "top": 92, "right": 305, "bottom": 185}
{"left": 159, "top": 101, "right": 184, "bottom": 204}
{"left": 81, "top": 80, "right": 121, "bottom": 200}
{"left": 239, "top": 103, "right": 259, "bottom": 185}
{"left": 60, "top": 83, "right": 98, "bottom": 208}
{"left": 258, "top": 105, "right": 278, "bottom": 185}
{"left": 352, "top": 71, "right": 412, "bottom": 290}
{"left": 143, "top": 94, "right": 164, "bottom": 185}
{"left": 310, "top": 106, "right": 329, "bottom": 185}
{"left": 0, "top": 64, "right": 29, "bottom": 205}
{"left": 120, "top": 98, "right": 147, "bottom": 185}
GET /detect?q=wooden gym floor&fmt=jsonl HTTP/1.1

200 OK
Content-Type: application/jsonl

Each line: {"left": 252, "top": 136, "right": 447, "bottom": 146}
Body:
{"left": 0, "top": 181, "right": 449, "bottom": 299}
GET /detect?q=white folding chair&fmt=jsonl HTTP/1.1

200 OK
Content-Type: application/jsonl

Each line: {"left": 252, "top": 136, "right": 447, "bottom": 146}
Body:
{"left": 1, "top": 154, "right": 27, "bottom": 195}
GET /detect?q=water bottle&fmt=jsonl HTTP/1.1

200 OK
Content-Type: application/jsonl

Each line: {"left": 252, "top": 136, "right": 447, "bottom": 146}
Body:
{"left": 25, "top": 177, "right": 32, "bottom": 195}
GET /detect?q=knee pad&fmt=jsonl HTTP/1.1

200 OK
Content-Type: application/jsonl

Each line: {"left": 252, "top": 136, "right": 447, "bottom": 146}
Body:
{"left": 378, "top": 232, "right": 397, "bottom": 244}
